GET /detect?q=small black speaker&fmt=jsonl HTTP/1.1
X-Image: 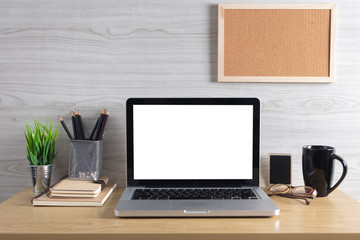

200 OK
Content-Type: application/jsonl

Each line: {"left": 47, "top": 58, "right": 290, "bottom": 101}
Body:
{"left": 269, "top": 154, "right": 292, "bottom": 185}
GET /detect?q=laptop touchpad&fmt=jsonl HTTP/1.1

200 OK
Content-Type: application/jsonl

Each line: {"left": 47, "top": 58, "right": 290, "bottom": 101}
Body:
{"left": 170, "top": 200, "right": 224, "bottom": 210}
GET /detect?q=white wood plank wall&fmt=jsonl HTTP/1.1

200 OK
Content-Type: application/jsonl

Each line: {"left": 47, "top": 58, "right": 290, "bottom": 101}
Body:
{"left": 0, "top": 0, "right": 359, "bottom": 203}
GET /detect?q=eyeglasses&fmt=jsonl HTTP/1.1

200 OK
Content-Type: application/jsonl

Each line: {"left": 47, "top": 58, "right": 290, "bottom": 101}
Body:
{"left": 267, "top": 184, "right": 317, "bottom": 205}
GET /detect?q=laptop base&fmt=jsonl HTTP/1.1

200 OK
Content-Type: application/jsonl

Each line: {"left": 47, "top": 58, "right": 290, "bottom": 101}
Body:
{"left": 115, "top": 187, "right": 279, "bottom": 217}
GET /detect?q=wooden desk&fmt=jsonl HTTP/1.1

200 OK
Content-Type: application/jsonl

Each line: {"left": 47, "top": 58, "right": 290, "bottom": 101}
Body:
{"left": 0, "top": 188, "right": 359, "bottom": 240}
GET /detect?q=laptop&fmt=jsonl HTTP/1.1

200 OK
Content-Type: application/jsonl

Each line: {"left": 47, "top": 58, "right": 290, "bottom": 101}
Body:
{"left": 114, "top": 98, "right": 279, "bottom": 217}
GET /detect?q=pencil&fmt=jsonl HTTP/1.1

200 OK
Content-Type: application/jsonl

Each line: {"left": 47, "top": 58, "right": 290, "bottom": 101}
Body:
{"left": 71, "top": 111, "right": 77, "bottom": 140}
{"left": 58, "top": 115, "right": 73, "bottom": 139}
{"left": 74, "top": 110, "right": 83, "bottom": 140}
{"left": 94, "top": 109, "right": 106, "bottom": 141}
{"left": 98, "top": 109, "right": 109, "bottom": 140}
{"left": 77, "top": 110, "right": 86, "bottom": 140}
{"left": 89, "top": 118, "right": 99, "bottom": 140}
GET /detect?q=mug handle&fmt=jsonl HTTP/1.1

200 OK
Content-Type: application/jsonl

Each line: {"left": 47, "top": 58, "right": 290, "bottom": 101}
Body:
{"left": 328, "top": 154, "right": 348, "bottom": 195}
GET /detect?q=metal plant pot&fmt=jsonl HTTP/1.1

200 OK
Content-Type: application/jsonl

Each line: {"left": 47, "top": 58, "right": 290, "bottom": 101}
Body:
{"left": 30, "top": 164, "right": 52, "bottom": 193}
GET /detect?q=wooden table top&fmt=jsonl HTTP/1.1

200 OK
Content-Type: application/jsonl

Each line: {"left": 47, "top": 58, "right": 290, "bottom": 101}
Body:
{"left": 0, "top": 187, "right": 359, "bottom": 240}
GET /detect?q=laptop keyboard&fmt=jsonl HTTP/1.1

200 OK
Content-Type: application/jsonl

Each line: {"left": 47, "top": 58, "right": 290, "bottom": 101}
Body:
{"left": 131, "top": 188, "right": 258, "bottom": 200}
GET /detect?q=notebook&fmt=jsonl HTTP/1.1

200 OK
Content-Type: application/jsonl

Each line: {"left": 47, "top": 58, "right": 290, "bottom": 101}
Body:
{"left": 114, "top": 98, "right": 279, "bottom": 217}
{"left": 49, "top": 177, "right": 109, "bottom": 197}
{"left": 32, "top": 182, "right": 117, "bottom": 206}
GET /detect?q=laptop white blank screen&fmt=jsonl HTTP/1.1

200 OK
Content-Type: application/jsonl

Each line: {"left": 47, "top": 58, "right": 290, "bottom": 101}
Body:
{"left": 133, "top": 105, "right": 253, "bottom": 180}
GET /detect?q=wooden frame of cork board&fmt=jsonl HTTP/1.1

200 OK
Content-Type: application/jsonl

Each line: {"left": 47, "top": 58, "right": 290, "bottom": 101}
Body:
{"left": 218, "top": 4, "right": 336, "bottom": 83}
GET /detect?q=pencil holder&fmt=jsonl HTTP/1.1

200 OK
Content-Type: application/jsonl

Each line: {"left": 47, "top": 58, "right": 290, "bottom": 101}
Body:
{"left": 68, "top": 140, "right": 103, "bottom": 180}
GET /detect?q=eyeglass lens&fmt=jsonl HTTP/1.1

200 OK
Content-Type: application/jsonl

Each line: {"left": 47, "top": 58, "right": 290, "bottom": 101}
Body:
{"left": 270, "top": 184, "right": 313, "bottom": 195}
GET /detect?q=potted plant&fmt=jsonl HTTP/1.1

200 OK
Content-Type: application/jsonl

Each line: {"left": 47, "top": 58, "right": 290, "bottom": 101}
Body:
{"left": 25, "top": 120, "right": 59, "bottom": 193}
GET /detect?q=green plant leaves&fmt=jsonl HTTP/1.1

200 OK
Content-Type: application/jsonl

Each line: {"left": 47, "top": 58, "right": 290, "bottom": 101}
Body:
{"left": 24, "top": 120, "right": 59, "bottom": 165}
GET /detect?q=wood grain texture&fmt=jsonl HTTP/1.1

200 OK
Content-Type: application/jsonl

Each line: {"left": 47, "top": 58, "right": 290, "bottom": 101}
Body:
{"left": 0, "top": 0, "right": 359, "bottom": 203}
{"left": 1, "top": 188, "right": 360, "bottom": 240}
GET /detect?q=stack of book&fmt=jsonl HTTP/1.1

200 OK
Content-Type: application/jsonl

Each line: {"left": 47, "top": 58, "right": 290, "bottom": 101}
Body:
{"left": 32, "top": 177, "right": 117, "bottom": 206}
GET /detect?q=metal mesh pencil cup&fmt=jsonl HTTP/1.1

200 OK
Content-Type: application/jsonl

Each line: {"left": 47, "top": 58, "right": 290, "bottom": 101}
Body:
{"left": 68, "top": 140, "right": 103, "bottom": 180}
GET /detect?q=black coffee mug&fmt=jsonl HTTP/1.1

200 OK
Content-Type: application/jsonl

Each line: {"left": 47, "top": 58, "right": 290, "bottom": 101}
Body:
{"left": 302, "top": 145, "right": 348, "bottom": 197}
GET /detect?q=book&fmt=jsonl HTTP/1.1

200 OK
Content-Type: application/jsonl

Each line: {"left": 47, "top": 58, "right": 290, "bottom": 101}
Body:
{"left": 50, "top": 189, "right": 101, "bottom": 198}
{"left": 49, "top": 177, "right": 109, "bottom": 198}
{"left": 32, "top": 182, "right": 117, "bottom": 206}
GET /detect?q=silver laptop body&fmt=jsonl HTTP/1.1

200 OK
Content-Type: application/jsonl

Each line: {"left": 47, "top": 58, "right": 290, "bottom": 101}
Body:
{"left": 115, "top": 98, "right": 279, "bottom": 217}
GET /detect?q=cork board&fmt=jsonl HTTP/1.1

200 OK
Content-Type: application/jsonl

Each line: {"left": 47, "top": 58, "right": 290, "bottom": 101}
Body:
{"left": 218, "top": 4, "right": 336, "bottom": 83}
